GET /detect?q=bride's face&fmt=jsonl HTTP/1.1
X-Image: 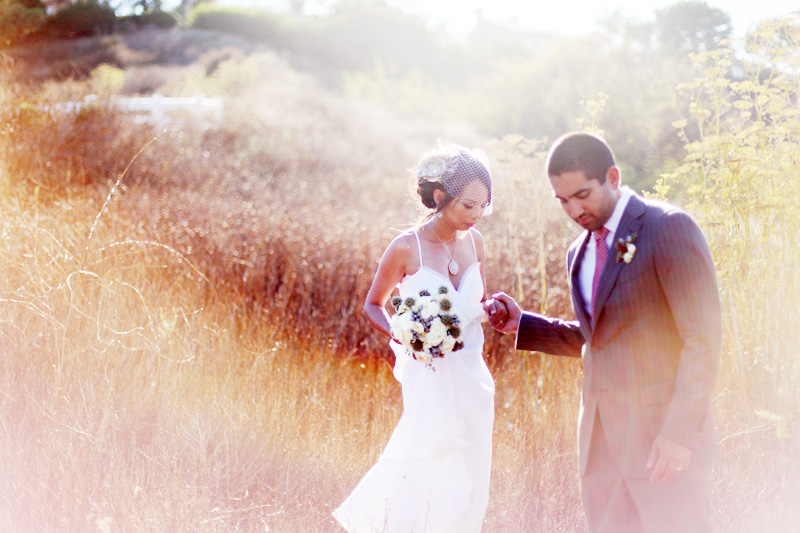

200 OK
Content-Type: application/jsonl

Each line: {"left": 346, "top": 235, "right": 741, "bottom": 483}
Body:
{"left": 441, "top": 181, "right": 489, "bottom": 231}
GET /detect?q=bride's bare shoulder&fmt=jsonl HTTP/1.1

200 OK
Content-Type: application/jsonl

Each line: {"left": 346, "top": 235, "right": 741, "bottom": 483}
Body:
{"left": 381, "top": 230, "right": 418, "bottom": 265}
{"left": 387, "top": 229, "right": 416, "bottom": 250}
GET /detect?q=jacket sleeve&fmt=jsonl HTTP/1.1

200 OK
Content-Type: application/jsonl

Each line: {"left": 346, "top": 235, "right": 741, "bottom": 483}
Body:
{"left": 653, "top": 211, "right": 722, "bottom": 447}
{"left": 516, "top": 311, "right": 584, "bottom": 357}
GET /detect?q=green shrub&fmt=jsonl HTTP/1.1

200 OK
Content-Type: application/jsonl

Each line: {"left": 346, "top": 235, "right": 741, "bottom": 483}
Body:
{"left": 656, "top": 14, "right": 800, "bottom": 493}
{"left": 119, "top": 11, "right": 177, "bottom": 31}
{"left": 189, "top": 6, "right": 293, "bottom": 48}
{"left": 40, "top": 1, "right": 116, "bottom": 39}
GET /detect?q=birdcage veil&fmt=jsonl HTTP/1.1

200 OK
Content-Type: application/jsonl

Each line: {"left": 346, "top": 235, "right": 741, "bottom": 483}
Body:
{"left": 414, "top": 143, "right": 493, "bottom": 216}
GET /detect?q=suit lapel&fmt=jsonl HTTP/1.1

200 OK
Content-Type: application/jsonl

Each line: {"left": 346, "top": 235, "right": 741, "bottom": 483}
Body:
{"left": 592, "top": 195, "right": 646, "bottom": 324}
{"left": 570, "top": 231, "right": 592, "bottom": 333}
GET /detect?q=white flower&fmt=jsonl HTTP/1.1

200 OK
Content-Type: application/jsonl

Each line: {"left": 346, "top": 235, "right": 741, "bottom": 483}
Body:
{"left": 415, "top": 154, "right": 450, "bottom": 183}
{"left": 390, "top": 313, "right": 414, "bottom": 346}
{"left": 419, "top": 298, "right": 439, "bottom": 320}
{"left": 414, "top": 351, "right": 432, "bottom": 364}
{"left": 440, "top": 335, "right": 456, "bottom": 354}
{"left": 427, "top": 318, "right": 448, "bottom": 346}
{"left": 415, "top": 148, "right": 460, "bottom": 183}
{"left": 615, "top": 233, "right": 638, "bottom": 264}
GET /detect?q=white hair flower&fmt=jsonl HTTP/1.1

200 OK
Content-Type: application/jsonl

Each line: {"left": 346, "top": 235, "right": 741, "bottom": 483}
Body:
{"left": 414, "top": 146, "right": 460, "bottom": 183}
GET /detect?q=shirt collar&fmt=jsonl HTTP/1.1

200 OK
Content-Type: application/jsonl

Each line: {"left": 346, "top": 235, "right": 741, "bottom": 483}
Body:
{"left": 602, "top": 186, "right": 633, "bottom": 236}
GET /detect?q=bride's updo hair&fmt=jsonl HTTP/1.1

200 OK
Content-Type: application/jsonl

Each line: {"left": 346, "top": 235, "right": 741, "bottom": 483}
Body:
{"left": 412, "top": 142, "right": 493, "bottom": 216}
{"left": 417, "top": 180, "right": 444, "bottom": 210}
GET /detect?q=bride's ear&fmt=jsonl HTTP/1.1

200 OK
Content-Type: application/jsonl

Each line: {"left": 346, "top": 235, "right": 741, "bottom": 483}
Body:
{"left": 433, "top": 188, "right": 446, "bottom": 208}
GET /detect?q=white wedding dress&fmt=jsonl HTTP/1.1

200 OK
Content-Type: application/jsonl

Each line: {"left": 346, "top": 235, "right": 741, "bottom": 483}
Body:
{"left": 334, "top": 230, "right": 495, "bottom": 533}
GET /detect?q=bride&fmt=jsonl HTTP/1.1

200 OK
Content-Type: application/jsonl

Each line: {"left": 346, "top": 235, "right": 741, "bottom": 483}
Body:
{"left": 333, "top": 144, "right": 497, "bottom": 532}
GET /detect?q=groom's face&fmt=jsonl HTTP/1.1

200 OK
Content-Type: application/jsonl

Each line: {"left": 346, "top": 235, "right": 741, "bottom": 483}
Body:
{"left": 549, "top": 169, "right": 621, "bottom": 232}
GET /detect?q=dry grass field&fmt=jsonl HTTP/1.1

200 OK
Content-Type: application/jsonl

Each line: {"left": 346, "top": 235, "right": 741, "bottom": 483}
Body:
{"left": 0, "top": 23, "right": 798, "bottom": 532}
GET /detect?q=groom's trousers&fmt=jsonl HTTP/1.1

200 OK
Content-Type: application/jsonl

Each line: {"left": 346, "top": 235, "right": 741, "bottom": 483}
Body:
{"left": 581, "top": 415, "right": 713, "bottom": 533}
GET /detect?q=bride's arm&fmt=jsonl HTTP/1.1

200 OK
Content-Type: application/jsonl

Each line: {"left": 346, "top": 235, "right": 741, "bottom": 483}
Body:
{"left": 363, "top": 235, "right": 413, "bottom": 339}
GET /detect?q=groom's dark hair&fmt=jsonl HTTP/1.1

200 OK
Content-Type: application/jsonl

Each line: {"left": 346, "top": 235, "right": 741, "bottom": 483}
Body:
{"left": 546, "top": 131, "right": 616, "bottom": 183}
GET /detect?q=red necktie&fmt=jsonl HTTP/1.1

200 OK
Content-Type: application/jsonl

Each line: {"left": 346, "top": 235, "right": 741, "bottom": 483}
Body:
{"left": 592, "top": 227, "right": 609, "bottom": 314}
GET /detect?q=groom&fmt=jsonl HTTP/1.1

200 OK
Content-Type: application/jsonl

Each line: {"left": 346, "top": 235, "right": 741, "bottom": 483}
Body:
{"left": 488, "top": 131, "right": 721, "bottom": 532}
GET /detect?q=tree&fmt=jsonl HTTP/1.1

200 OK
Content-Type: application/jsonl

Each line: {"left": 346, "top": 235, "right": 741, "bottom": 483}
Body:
{"left": 655, "top": 1, "right": 732, "bottom": 55}
{"left": 15, "top": 0, "right": 43, "bottom": 9}
{"left": 175, "top": 0, "right": 212, "bottom": 20}
{"left": 112, "top": 0, "right": 161, "bottom": 14}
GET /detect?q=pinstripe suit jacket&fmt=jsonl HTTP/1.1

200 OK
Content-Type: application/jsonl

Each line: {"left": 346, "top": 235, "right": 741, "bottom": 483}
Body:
{"left": 517, "top": 194, "right": 721, "bottom": 479}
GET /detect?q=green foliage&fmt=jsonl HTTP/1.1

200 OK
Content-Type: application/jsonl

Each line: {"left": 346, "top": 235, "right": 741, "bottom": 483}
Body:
{"left": 0, "top": 0, "right": 44, "bottom": 47}
{"left": 115, "top": 0, "right": 163, "bottom": 14}
{"left": 659, "top": 13, "right": 800, "bottom": 458}
{"left": 89, "top": 63, "right": 124, "bottom": 95}
{"left": 189, "top": 4, "right": 470, "bottom": 86}
{"left": 165, "top": 52, "right": 262, "bottom": 96}
{"left": 655, "top": 1, "right": 732, "bottom": 54}
{"left": 41, "top": 1, "right": 116, "bottom": 39}
{"left": 461, "top": 33, "right": 690, "bottom": 192}
{"left": 342, "top": 64, "right": 456, "bottom": 120}
{"left": 189, "top": 5, "right": 294, "bottom": 48}
{"left": 118, "top": 11, "right": 177, "bottom": 31}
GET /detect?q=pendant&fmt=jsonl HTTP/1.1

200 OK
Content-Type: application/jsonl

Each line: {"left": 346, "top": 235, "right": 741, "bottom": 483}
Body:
{"left": 448, "top": 260, "right": 459, "bottom": 276}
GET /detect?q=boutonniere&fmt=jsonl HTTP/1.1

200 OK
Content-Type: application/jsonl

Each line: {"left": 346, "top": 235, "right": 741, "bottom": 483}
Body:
{"left": 615, "top": 233, "right": 638, "bottom": 263}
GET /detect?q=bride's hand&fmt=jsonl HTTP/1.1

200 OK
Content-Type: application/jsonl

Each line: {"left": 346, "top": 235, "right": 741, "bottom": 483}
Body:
{"left": 484, "top": 297, "right": 509, "bottom": 330}
{"left": 487, "top": 292, "right": 521, "bottom": 334}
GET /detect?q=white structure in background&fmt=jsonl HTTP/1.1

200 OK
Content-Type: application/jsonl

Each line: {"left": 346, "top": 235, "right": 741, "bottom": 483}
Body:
{"left": 54, "top": 94, "right": 224, "bottom": 126}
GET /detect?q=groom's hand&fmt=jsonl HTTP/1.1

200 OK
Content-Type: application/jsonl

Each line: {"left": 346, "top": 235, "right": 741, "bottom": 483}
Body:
{"left": 647, "top": 434, "right": 692, "bottom": 485}
{"left": 487, "top": 292, "right": 521, "bottom": 334}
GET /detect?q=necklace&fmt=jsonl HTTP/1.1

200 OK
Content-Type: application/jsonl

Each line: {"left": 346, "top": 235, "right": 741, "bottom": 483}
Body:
{"left": 431, "top": 225, "right": 459, "bottom": 276}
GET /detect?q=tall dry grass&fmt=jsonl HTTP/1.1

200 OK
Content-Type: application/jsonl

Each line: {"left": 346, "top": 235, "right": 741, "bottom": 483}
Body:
{"left": 0, "top": 20, "right": 798, "bottom": 532}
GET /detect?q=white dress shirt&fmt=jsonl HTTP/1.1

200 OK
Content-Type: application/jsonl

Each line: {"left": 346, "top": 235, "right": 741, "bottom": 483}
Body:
{"left": 578, "top": 187, "right": 633, "bottom": 317}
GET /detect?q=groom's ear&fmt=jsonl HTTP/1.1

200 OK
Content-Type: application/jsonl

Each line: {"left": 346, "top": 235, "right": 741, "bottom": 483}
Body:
{"left": 606, "top": 167, "right": 621, "bottom": 189}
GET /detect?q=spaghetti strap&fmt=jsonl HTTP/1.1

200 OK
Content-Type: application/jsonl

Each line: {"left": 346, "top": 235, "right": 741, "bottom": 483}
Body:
{"left": 468, "top": 229, "right": 478, "bottom": 262}
{"left": 412, "top": 230, "right": 423, "bottom": 269}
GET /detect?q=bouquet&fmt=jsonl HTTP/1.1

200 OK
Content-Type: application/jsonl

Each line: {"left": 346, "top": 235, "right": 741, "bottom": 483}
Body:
{"left": 389, "top": 286, "right": 465, "bottom": 370}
